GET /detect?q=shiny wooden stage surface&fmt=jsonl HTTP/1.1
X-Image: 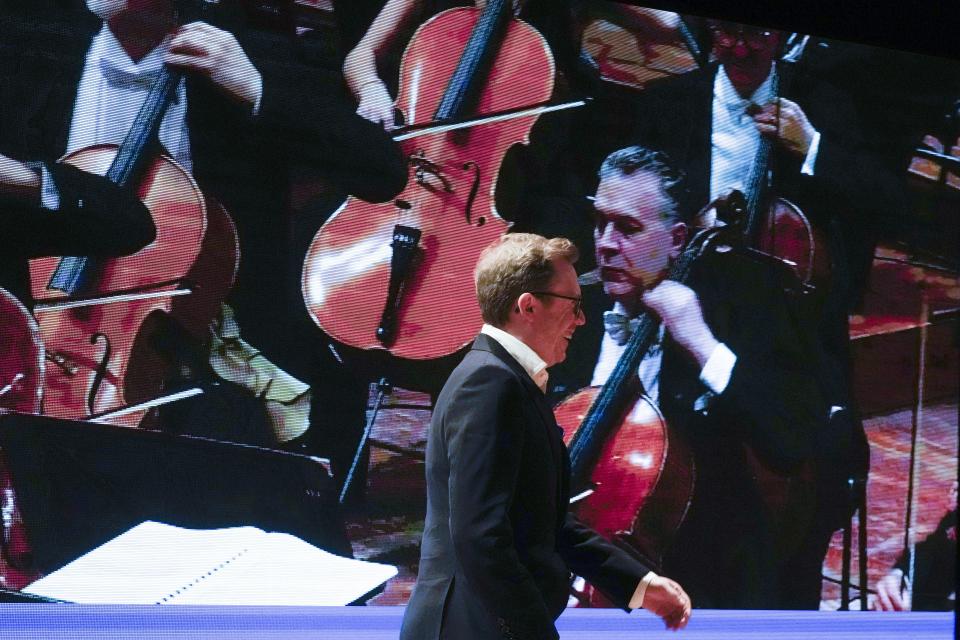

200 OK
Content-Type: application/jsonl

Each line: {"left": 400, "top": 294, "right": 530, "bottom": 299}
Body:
{"left": 0, "top": 606, "right": 953, "bottom": 639}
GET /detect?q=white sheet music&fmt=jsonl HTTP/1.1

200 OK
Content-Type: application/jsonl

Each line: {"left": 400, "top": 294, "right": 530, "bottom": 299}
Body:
{"left": 23, "top": 521, "right": 397, "bottom": 606}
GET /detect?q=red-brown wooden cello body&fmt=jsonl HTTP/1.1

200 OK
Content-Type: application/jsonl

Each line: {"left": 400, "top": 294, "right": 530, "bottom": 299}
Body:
{"left": 302, "top": 1, "right": 554, "bottom": 361}
{"left": 28, "top": 27, "right": 238, "bottom": 427}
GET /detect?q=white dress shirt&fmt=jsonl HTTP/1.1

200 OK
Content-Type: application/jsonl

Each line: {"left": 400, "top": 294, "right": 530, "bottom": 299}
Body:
{"left": 42, "top": 23, "right": 191, "bottom": 209}
{"left": 480, "top": 324, "right": 549, "bottom": 393}
{"left": 710, "top": 65, "right": 820, "bottom": 203}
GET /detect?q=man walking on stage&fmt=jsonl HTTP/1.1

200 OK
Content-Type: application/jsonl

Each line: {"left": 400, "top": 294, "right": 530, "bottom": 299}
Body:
{"left": 400, "top": 233, "right": 691, "bottom": 640}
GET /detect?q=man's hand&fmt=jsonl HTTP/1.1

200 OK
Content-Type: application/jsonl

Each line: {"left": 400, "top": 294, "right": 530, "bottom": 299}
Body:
{"left": 874, "top": 571, "right": 910, "bottom": 611}
{"left": 641, "top": 280, "right": 719, "bottom": 369}
{"left": 356, "top": 78, "right": 396, "bottom": 130}
{"left": 644, "top": 575, "right": 692, "bottom": 630}
{"left": 165, "top": 22, "right": 263, "bottom": 110}
{"left": 753, "top": 98, "right": 817, "bottom": 158}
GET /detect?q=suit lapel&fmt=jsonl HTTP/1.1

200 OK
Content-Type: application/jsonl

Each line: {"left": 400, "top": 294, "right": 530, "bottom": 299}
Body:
{"left": 470, "top": 334, "right": 567, "bottom": 508}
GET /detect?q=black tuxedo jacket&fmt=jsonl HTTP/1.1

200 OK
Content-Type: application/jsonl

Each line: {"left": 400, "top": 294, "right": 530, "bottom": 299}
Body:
{"left": 550, "top": 249, "right": 825, "bottom": 608}
{"left": 401, "top": 333, "right": 652, "bottom": 640}
{"left": 0, "top": 4, "right": 406, "bottom": 366}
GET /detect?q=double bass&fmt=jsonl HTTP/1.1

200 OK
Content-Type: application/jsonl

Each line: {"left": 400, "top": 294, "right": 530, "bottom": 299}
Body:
{"left": 28, "top": 0, "right": 238, "bottom": 426}
{"left": 302, "top": 0, "right": 555, "bottom": 362}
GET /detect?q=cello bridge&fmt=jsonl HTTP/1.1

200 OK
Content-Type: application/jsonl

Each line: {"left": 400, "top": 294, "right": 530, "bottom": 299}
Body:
{"left": 409, "top": 150, "right": 452, "bottom": 193}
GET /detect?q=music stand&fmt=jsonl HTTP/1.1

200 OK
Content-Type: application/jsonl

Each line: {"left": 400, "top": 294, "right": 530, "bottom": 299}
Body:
{"left": 0, "top": 413, "right": 351, "bottom": 581}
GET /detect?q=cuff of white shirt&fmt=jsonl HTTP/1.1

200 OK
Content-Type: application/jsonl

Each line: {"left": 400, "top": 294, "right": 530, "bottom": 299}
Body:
{"left": 801, "top": 130, "right": 822, "bottom": 176}
{"left": 39, "top": 163, "right": 61, "bottom": 210}
{"left": 251, "top": 76, "right": 264, "bottom": 117}
{"left": 629, "top": 571, "right": 658, "bottom": 609}
{"left": 699, "top": 342, "right": 737, "bottom": 395}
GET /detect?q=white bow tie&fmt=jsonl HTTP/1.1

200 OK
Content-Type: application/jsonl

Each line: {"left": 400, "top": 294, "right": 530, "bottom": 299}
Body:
{"left": 99, "top": 57, "right": 163, "bottom": 92}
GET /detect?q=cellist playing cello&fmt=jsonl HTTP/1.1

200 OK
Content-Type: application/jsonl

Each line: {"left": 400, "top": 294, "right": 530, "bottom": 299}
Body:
{"left": 0, "top": 1, "right": 405, "bottom": 444}
{"left": 612, "top": 20, "right": 906, "bottom": 607}
{"left": 553, "top": 146, "right": 825, "bottom": 608}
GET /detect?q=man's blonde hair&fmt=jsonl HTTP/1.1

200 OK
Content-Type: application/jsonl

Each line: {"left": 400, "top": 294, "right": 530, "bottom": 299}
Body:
{"left": 474, "top": 233, "right": 579, "bottom": 327}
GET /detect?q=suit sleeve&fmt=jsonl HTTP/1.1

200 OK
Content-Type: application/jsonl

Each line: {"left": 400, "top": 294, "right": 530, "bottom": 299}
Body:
{"left": 558, "top": 513, "right": 652, "bottom": 610}
{"left": 252, "top": 60, "right": 408, "bottom": 203}
{"left": 193, "top": 23, "right": 407, "bottom": 204}
{"left": 0, "top": 164, "right": 155, "bottom": 258}
{"left": 702, "top": 258, "right": 824, "bottom": 472}
{"left": 445, "top": 365, "right": 559, "bottom": 640}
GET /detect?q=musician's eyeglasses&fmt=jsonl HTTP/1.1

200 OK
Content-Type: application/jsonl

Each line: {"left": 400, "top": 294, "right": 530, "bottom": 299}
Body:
{"left": 531, "top": 292, "right": 583, "bottom": 318}
{"left": 710, "top": 23, "right": 775, "bottom": 50}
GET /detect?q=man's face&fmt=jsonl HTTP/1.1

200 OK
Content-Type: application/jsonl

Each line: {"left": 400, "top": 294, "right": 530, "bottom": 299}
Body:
{"left": 711, "top": 21, "right": 781, "bottom": 96}
{"left": 594, "top": 172, "right": 683, "bottom": 309}
{"left": 526, "top": 259, "right": 585, "bottom": 368}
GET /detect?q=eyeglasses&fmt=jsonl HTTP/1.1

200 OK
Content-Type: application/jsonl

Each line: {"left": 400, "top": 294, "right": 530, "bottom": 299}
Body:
{"left": 531, "top": 291, "right": 583, "bottom": 317}
{"left": 710, "top": 23, "right": 775, "bottom": 50}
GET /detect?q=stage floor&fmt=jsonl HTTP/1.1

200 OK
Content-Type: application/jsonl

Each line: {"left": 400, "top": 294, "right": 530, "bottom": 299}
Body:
{"left": 0, "top": 606, "right": 953, "bottom": 639}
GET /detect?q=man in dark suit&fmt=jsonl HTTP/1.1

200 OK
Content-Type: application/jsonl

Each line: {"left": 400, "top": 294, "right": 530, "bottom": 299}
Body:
{"left": 551, "top": 146, "right": 825, "bottom": 608}
{"left": 875, "top": 481, "right": 957, "bottom": 612}
{"left": 401, "top": 233, "right": 691, "bottom": 639}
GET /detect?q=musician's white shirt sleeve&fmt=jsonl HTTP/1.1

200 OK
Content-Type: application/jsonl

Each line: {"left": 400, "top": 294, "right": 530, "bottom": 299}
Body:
{"left": 700, "top": 342, "right": 737, "bottom": 395}
{"left": 801, "top": 130, "right": 822, "bottom": 176}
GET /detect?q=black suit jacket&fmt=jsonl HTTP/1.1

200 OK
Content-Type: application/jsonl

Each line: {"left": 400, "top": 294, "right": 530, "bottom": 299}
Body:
{"left": 550, "top": 250, "right": 824, "bottom": 608}
{"left": 0, "top": 4, "right": 406, "bottom": 366}
{"left": 401, "top": 333, "right": 652, "bottom": 640}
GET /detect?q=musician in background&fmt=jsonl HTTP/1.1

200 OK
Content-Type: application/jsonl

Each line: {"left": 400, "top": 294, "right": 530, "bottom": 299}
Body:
{"left": 608, "top": 20, "right": 909, "bottom": 608}
{"left": 552, "top": 146, "right": 824, "bottom": 608}
{"left": 0, "top": 1, "right": 405, "bottom": 445}
{"left": 314, "top": 0, "right": 682, "bottom": 501}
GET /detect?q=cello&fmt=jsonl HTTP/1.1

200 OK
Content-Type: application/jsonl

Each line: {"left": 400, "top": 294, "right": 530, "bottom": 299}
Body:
{"left": 28, "top": 0, "right": 239, "bottom": 427}
{"left": 302, "top": 0, "right": 556, "bottom": 361}
{"left": 725, "top": 34, "right": 830, "bottom": 287}
{"left": 0, "top": 287, "right": 43, "bottom": 588}
{"left": 553, "top": 228, "right": 723, "bottom": 598}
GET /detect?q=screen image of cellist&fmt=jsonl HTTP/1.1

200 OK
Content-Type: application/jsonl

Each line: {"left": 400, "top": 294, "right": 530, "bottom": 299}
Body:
{"left": 0, "top": 0, "right": 956, "bottom": 624}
